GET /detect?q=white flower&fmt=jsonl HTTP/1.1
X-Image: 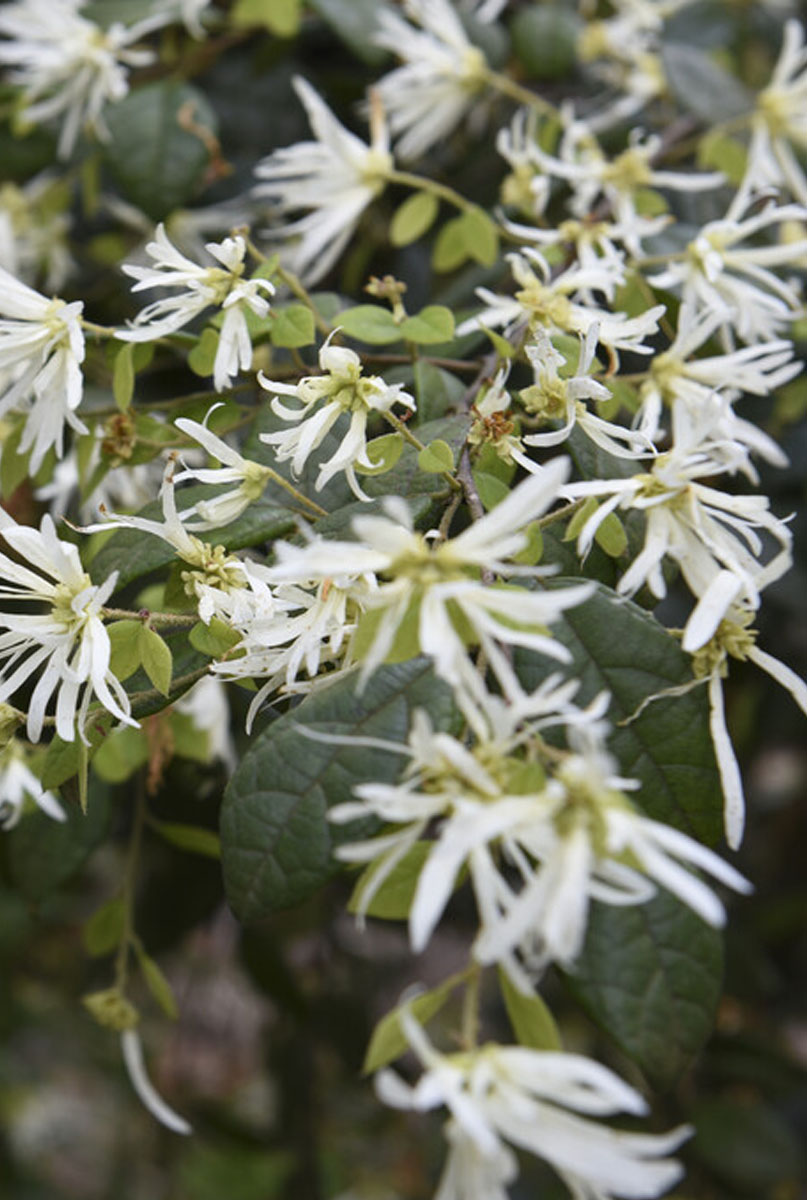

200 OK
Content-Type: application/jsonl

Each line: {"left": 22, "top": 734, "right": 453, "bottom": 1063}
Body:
{"left": 0, "top": 265, "right": 86, "bottom": 473}
{"left": 173, "top": 411, "right": 274, "bottom": 529}
{"left": 684, "top": 578, "right": 807, "bottom": 848}
{"left": 265, "top": 461, "right": 593, "bottom": 693}
{"left": 521, "top": 327, "right": 653, "bottom": 459}
{"left": 457, "top": 250, "right": 664, "bottom": 362}
{"left": 0, "top": 173, "right": 73, "bottom": 291}
{"left": 87, "top": 459, "right": 248, "bottom": 625}
{"left": 253, "top": 76, "right": 392, "bottom": 284}
{"left": 174, "top": 676, "right": 235, "bottom": 770}
{"left": 377, "top": 1009, "right": 692, "bottom": 1200}
{"left": 211, "top": 568, "right": 364, "bottom": 730}
{"left": 639, "top": 302, "right": 799, "bottom": 457}
{"left": 0, "top": 738, "right": 65, "bottom": 829}
{"left": 564, "top": 405, "right": 793, "bottom": 619}
{"left": 647, "top": 198, "right": 807, "bottom": 344}
{"left": 743, "top": 19, "right": 807, "bottom": 205}
{"left": 0, "top": 0, "right": 160, "bottom": 159}
{"left": 0, "top": 506, "right": 134, "bottom": 743}
{"left": 258, "top": 338, "right": 415, "bottom": 501}
{"left": 117, "top": 224, "right": 275, "bottom": 391}
{"left": 524, "top": 119, "right": 722, "bottom": 256}
{"left": 373, "top": 0, "right": 491, "bottom": 161}
{"left": 121, "top": 1029, "right": 191, "bottom": 1135}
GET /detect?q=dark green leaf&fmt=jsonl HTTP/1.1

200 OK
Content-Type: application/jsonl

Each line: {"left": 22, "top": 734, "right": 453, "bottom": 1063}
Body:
{"left": 661, "top": 42, "right": 754, "bottom": 124}
{"left": 510, "top": 5, "right": 580, "bottom": 80}
{"left": 8, "top": 782, "right": 110, "bottom": 902}
{"left": 516, "top": 581, "right": 722, "bottom": 843}
{"left": 565, "top": 890, "right": 724, "bottom": 1090}
{"left": 221, "top": 660, "right": 456, "bottom": 920}
{"left": 103, "top": 81, "right": 217, "bottom": 221}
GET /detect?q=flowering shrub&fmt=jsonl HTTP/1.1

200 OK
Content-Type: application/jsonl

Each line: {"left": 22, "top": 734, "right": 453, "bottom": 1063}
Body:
{"left": 0, "top": 1, "right": 806, "bottom": 1197}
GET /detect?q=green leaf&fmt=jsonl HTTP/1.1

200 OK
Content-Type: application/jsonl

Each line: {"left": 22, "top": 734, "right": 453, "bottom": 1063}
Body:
{"left": 150, "top": 818, "right": 221, "bottom": 859}
{"left": 479, "top": 325, "right": 516, "bottom": 358}
{"left": 135, "top": 945, "right": 179, "bottom": 1019}
{"left": 413, "top": 360, "right": 468, "bottom": 422}
{"left": 433, "top": 207, "right": 499, "bottom": 272}
{"left": 353, "top": 432, "right": 405, "bottom": 477}
{"left": 565, "top": 890, "right": 723, "bottom": 1089}
{"left": 661, "top": 42, "right": 754, "bottom": 124}
{"left": 112, "top": 343, "right": 135, "bottom": 411}
{"left": 348, "top": 841, "right": 431, "bottom": 920}
{"left": 231, "top": 0, "right": 301, "bottom": 35}
{"left": 92, "top": 726, "right": 149, "bottom": 783}
{"left": 390, "top": 192, "right": 439, "bottom": 246}
{"left": 510, "top": 4, "right": 580, "bottom": 80}
{"left": 41, "top": 715, "right": 115, "bottom": 790}
{"left": 0, "top": 420, "right": 30, "bottom": 499}
{"left": 103, "top": 81, "right": 218, "bottom": 221}
{"left": 83, "top": 896, "right": 126, "bottom": 956}
{"left": 399, "top": 305, "right": 455, "bottom": 345}
{"left": 417, "top": 438, "right": 455, "bottom": 473}
{"left": 8, "top": 782, "right": 110, "bottom": 902}
{"left": 362, "top": 980, "right": 457, "bottom": 1074}
{"left": 515, "top": 581, "right": 723, "bottom": 843}
{"left": 270, "top": 304, "right": 316, "bottom": 348}
{"left": 461, "top": 206, "right": 499, "bottom": 266}
{"left": 139, "top": 626, "right": 172, "bottom": 696}
{"left": 108, "top": 619, "right": 143, "bottom": 682}
{"left": 432, "top": 216, "right": 471, "bottom": 272}
{"left": 498, "top": 968, "right": 562, "bottom": 1050}
{"left": 697, "top": 130, "right": 748, "bottom": 186}
{"left": 307, "top": 0, "right": 394, "bottom": 64}
{"left": 189, "top": 617, "right": 243, "bottom": 657}
{"left": 594, "top": 511, "right": 628, "bottom": 558}
{"left": 187, "top": 328, "right": 220, "bottom": 378}
{"left": 362, "top": 415, "right": 471, "bottom": 500}
{"left": 169, "top": 711, "right": 213, "bottom": 763}
{"left": 337, "top": 304, "right": 401, "bottom": 345}
{"left": 221, "top": 661, "right": 457, "bottom": 920}
{"left": 633, "top": 187, "right": 669, "bottom": 217}
{"left": 472, "top": 470, "right": 510, "bottom": 511}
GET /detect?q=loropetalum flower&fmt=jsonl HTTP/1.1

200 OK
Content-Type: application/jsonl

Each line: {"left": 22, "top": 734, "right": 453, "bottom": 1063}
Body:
{"left": 121, "top": 1029, "right": 191, "bottom": 1136}
{"left": 0, "top": 173, "right": 73, "bottom": 291}
{"left": 253, "top": 76, "right": 392, "bottom": 285}
{"left": 173, "top": 412, "right": 274, "bottom": 530}
{"left": 258, "top": 338, "right": 416, "bottom": 501}
{"left": 116, "top": 224, "right": 275, "bottom": 391}
{"left": 524, "top": 118, "right": 723, "bottom": 256}
{"left": 683, "top": 571, "right": 807, "bottom": 849}
{"left": 564, "top": 402, "right": 794, "bottom": 632}
{"left": 90, "top": 459, "right": 248, "bottom": 625}
{"left": 377, "top": 1007, "right": 692, "bottom": 1200}
{"left": 457, "top": 249, "right": 665, "bottom": 361}
{"left": 264, "top": 460, "right": 594, "bottom": 698}
{"left": 647, "top": 197, "right": 807, "bottom": 344}
{"left": 0, "top": 264, "right": 86, "bottom": 473}
{"left": 0, "top": 507, "right": 134, "bottom": 743}
{"left": 638, "top": 302, "right": 799, "bottom": 469}
{"left": 373, "top": 0, "right": 491, "bottom": 162}
{"left": 520, "top": 327, "right": 653, "bottom": 459}
{"left": 0, "top": 0, "right": 161, "bottom": 159}
{"left": 330, "top": 687, "right": 749, "bottom": 985}
{"left": 0, "top": 738, "right": 65, "bottom": 829}
{"left": 743, "top": 18, "right": 807, "bottom": 206}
